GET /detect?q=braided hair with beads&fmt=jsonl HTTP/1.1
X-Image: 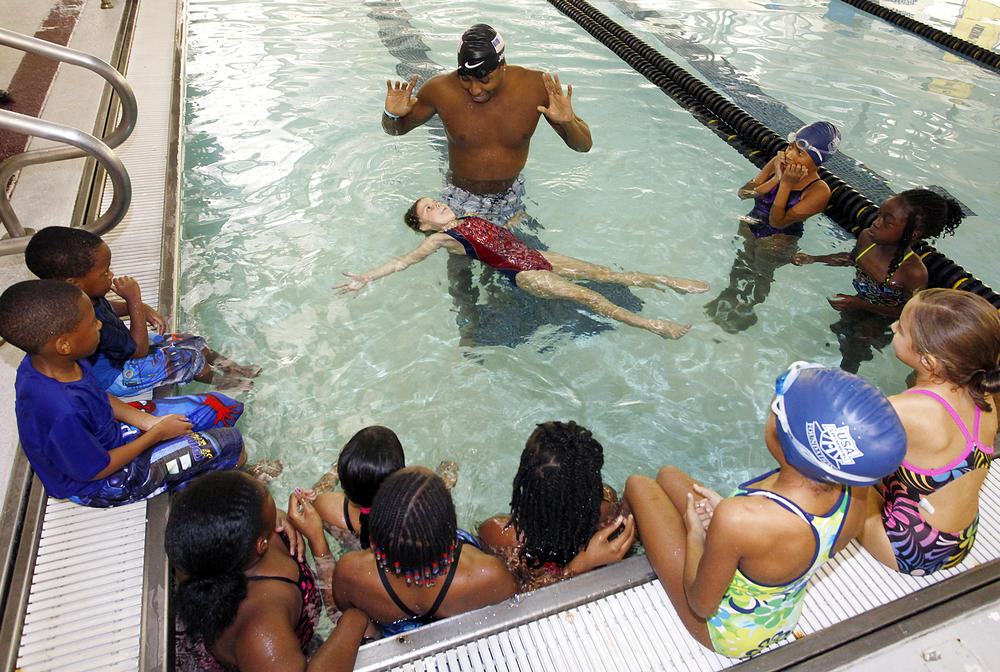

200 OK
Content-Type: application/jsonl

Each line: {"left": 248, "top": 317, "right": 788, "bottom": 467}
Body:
{"left": 508, "top": 421, "right": 605, "bottom": 569}
{"left": 369, "top": 467, "right": 458, "bottom": 586}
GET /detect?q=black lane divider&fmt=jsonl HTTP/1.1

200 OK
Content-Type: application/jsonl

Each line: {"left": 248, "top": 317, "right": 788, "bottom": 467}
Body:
{"left": 545, "top": 0, "right": 999, "bottom": 308}
{"left": 838, "top": 0, "right": 1000, "bottom": 73}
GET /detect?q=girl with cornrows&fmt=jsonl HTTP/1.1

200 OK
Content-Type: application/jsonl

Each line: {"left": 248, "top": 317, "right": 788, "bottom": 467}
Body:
{"left": 333, "top": 467, "right": 517, "bottom": 636}
{"left": 478, "top": 421, "right": 636, "bottom": 592}
{"left": 165, "top": 471, "right": 368, "bottom": 671}
{"left": 858, "top": 289, "right": 1000, "bottom": 575}
{"left": 794, "top": 188, "right": 964, "bottom": 372}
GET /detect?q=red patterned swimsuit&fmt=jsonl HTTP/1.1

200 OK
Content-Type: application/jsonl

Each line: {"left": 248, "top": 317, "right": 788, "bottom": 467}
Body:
{"left": 444, "top": 216, "right": 552, "bottom": 283}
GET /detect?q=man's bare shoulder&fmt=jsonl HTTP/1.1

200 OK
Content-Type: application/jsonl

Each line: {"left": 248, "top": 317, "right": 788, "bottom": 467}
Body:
{"left": 418, "top": 72, "right": 460, "bottom": 101}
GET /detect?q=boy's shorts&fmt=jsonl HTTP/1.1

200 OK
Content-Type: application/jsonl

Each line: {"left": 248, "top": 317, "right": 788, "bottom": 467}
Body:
{"left": 104, "top": 333, "right": 207, "bottom": 397}
{"left": 70, "top": 427, "right": 243, "bottom": 508}
{"left": 69, "top": 392, "right": 245, "bottom": 508}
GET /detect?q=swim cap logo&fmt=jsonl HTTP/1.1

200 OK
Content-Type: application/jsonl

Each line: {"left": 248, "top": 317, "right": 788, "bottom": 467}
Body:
{"left": 805, "top": 421, "right": 863, "bottom": 467}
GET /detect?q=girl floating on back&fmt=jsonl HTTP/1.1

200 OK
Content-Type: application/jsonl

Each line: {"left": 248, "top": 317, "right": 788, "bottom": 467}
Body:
{"left": 335, "top": 198, "right": 708, "bottom": 339}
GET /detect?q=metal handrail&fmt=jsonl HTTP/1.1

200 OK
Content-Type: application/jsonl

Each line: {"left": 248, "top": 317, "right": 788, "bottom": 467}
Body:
{"left": 0, "top": 27, "right": 137, "bottom": 252}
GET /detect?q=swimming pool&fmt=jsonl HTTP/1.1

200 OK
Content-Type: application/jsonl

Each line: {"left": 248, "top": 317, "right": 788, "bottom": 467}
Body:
{"left": 179, "top": 0, "right": 1000, "bottom": 534}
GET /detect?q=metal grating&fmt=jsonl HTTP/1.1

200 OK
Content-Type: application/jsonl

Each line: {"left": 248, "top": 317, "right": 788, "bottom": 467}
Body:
{"left": 363, "top": 472, "right": 1000, "bottom": 672}
{"left": 16, "top": 500, "right": 148, "bottom": 672}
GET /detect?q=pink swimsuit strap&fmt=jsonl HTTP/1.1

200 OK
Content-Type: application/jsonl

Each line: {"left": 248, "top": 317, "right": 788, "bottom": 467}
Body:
{"left": 901, "top": 389, "right": 994, "bottom": 476}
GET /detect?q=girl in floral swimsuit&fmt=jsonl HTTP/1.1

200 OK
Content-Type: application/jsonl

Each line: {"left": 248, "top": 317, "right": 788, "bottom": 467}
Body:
{"left": 794, "top": 188, "right": 964, "bottom": 372}
{"left": 858, "top": 289, "right": 1000, "bottom": 575}
{"left": 335, "top": 198, "right": 709, "bottom": 339}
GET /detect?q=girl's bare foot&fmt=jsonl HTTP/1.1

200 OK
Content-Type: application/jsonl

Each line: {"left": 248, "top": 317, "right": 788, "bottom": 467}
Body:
{"left": 216, "top": 360, "right": 262, "bottom": 378}
{"left": 657, "top": 276, "right": 710, "bottom": 294}
{"left": 312, "top": 465, "right": 340, "bottom": 494}
{"left": 649, "top": 319, "right": 691, "bottom": 339}
{"left": 212, "top": 374, "right": 254, "bottom": 392}
{"left": 243, "top": 459, "right": 284, "bottom": 483}
{"left": 435, "top": 460, "right": 459, "bottom": 490}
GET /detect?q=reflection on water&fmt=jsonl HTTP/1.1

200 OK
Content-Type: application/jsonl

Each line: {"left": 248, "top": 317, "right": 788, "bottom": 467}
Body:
{"left": 181, "top": 0, "right": 999, "bottom": 537}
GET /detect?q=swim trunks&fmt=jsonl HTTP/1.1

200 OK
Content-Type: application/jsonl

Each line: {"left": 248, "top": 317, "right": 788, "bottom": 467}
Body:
{"left": 69, "top": 392, "right": 244, "bottom": 507}
{"left": 444, "top": 216, "right": 552, "bottom": 283}
{"left": 93, "top": 332, "right": 207, "bottom": 397}
{"left": 742, "top": 179, "right": 821, "bottom": 238}
{"left": 441, "top": 174, "right": 527, "bottom": 226}
{"left": 706, "top": 470, "right": 849, "bottom": 659}
{"left": 879, "top": 389, "right": 995, "bottom": 575}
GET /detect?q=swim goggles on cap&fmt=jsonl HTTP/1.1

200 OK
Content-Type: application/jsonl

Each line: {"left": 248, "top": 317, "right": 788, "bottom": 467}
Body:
{"left": 772, "top": 361, "right": 872, "bottom": 484}
{"left": 786, "top": 131, "right": 816, "bottom": 154}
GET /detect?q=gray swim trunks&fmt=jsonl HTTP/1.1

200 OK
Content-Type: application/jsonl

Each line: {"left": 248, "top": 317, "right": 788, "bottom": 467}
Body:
{"left": 440, "top": 174, "right": 527, "bottom": 226}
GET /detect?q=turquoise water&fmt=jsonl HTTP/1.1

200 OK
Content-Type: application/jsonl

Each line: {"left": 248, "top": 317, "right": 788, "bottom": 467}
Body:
{"left": 180, "top": 0, "right": 1000, "bottom": 532}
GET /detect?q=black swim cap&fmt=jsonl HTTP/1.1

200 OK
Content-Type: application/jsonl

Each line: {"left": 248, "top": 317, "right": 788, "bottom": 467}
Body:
{"left": 457, "top": 24, "right": 505, "bottom": 79}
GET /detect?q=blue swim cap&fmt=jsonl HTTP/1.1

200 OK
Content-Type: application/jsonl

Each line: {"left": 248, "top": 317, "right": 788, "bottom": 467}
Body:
{"left": 771, "top": 362, "right": 905, "bottom": 486}
{"left": 787, "top": 122, "right": 841, "bottom": 167}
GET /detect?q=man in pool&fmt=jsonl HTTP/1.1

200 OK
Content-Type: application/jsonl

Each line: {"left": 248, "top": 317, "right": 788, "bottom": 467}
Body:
{"left": 381, "top": 23, "right": 592, "bottom": 225}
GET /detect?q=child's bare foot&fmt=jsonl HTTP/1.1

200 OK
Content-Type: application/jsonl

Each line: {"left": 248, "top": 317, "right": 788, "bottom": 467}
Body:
{"left": 243, "top": 459, "right": 284, "bottom": 483}
{"left": 435, "top": 460, "right": 459, "bottom": 490}
{"left": 658, "top": 276, "right": 709, "bottom": 294}
{"left": 213, "top": 375, "right": 254, "bottom": 392}
{"left": 312, "top": 465, "right": 340, "bottom": 494}
{"left": 215, "top": 359, "right": 262, "bottom": 378}
{"left": 648, "top": 319, "right": 690, "bottom": 339}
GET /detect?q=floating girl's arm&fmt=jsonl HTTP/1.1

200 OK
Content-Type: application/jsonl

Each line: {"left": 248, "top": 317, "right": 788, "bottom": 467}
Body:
{"left": 333, "top": 234, "right": 451, "bottom": 296}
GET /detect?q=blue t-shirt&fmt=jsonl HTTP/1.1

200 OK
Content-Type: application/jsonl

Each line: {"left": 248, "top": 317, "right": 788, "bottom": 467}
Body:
{"left": 14, "top": 357, "right": 126, "bottom": 499}
{"left": 87, "top": 296, "right": 137, "bottom": 389}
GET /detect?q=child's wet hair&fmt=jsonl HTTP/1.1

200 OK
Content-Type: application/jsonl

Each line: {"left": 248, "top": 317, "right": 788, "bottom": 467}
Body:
{"left": 403, "top": 199, "right": 423, "bottom": 232}
{"left": 369, "top": 467, "right": 457, "bottom": 575}
{"left": 338, "top": 425, "right": 405, "bottom": 549}
{"left": 165, "top": 472, "right": 267, "bottom": 645}
{"left": 24, "top": 226, "right": 104, "bottom": 280}
{"left": 907, "top": 289, "right": 1000, "bottom": 411}
{"left": 509, "top": 421, "right": 605, "bottom": 568}
{"left": 0, "top": 280, "right": 87, "bottom": 354}
{"left": 885, "top": 189, "right": 964, "bottom": 277}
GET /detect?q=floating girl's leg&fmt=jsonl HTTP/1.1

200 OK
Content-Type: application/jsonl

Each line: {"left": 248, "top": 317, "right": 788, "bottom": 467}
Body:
{"left": 540, "top": 251, "right": 709, "bottom": 294}
{"left": 516, "top": 270, "right": 690, "bottom": 339}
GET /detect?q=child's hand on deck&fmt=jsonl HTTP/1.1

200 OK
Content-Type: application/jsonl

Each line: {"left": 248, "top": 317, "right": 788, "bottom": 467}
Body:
{"left": 111, "top": 276, "right": 143, "bottom": 305}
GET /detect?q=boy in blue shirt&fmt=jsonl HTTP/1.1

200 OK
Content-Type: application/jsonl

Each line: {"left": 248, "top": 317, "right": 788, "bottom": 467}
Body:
{"left": 25, "top": 227, "right": 260, "bottom": 395}
{"left": 0, "top": 280, "right": 246, "bottom": 507}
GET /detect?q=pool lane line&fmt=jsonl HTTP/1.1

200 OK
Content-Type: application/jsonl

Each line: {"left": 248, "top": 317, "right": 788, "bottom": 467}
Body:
{"left": 545, "top": 0, "right": 1000, "bottom": 309}
{"left": 0, "top": 0, "right": 86, "bottom": 165}
{"left": 837, "top": 0, "right": 1000, "bottom": 73}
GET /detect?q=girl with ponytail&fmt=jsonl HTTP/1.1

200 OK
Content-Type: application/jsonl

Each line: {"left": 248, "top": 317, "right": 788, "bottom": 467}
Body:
{"left": 166, "top": 471, "right": 368, "bottom": 671}
{"left": 859, "top": 289, "right": 1000, "bottom": 575}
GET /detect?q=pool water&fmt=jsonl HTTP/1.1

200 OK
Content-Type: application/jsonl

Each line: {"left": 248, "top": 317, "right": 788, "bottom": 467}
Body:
{"left": 180, "top": 0, "right": 1000, "bottom": 532}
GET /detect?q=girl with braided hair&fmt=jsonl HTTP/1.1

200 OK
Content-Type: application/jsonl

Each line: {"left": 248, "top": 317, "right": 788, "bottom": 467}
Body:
{"left": 793, "top": 188, "right": 964, "bottom": 372}
{"left": 166, "top": 471, "right": 368, "bottom": 671}
{"left": 333, "top": 467, "right": 516, "bottom": 636}
{"left": 478, "top": 421, "right": 636, "bottom": 592}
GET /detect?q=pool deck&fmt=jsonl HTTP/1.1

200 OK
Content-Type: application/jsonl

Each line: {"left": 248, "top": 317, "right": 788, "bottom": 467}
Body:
{"left": 2, "top": 0, "right": 1000, "bottom": 669}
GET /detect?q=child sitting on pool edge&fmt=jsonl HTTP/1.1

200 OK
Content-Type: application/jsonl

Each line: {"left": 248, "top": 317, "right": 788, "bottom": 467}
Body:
{"left": 25, "top": 226, "right": 260, "bottom": 395}
{"left": 0, "top": 280, "right": 246, "bottom": 507}
{"left": 625, "top": 362, "right": 906, "bottom": 659}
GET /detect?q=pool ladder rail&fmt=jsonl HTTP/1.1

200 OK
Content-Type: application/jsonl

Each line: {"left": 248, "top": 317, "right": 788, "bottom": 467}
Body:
{"left": 0, "top": 27, "right": 135, "bottom": 255}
